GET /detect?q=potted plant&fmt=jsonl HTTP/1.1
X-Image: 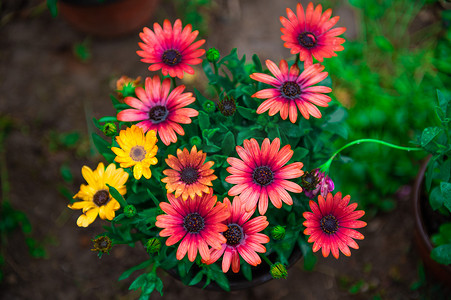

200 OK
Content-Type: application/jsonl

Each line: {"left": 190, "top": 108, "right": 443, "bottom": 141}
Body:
{"left": 47, "top": 0, "right": 160, "bottom": 37}
{"left": 411, "top": 90, "right": 451, "bottom": 286}
{"left": 65, "top": 2, "right": 431, "bottom": 297}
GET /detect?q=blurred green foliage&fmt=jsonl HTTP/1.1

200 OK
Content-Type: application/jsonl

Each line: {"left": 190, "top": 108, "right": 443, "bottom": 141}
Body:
{"left": 173, "top": 0, "right": 212, "bottom": 37}
{"left": 0, "top": 116, "right": 46, "bottom": 282}
{"left": 323, "top": 0, "right": 451, "bottom": 214}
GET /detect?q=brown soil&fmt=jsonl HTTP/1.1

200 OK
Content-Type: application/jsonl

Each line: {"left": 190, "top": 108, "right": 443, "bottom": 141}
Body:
{"left": 0, "top": 0, "right": 450, "bottom": 299}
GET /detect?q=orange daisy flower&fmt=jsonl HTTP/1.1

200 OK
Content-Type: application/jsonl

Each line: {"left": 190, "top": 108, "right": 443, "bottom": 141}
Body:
{"left": 162, "top": 146, "right": 217, "bottom": 201}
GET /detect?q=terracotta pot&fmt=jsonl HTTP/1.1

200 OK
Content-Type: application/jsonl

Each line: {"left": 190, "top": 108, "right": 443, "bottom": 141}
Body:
{"left": 58, "top": 0, "right": 160, "bottom": 37}
{"left": 166, "top": 246, "right": 303, "bottom": 291}
{"left": 412, "top": 156, "right": 451, "bottom": 286}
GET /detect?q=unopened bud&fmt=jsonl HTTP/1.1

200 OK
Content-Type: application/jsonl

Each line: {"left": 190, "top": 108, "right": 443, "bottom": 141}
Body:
{"left": 270, "top": 262, "right": 288, "bottom": 279}
{"left": 206, "top": 48, "right": 220, "bottom": 62}
{"left": 124, "top": 204, "right": 137, "bottom": 218}
{"left": 146, "top": 238, "right": 161, "bottom": 255}
{"left": 271, "top": 226, "right": 286, "bottom": 240}
{"left": 102, "top": 122, "right": 117, "bottom": 137}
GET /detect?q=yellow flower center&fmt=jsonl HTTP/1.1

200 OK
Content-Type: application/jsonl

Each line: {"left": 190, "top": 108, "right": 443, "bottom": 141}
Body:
{"left": 130, "top": 146, "right": 146, "bottom": 162}
{"left": 93, "top": 189, "right": 110, "bottom": 206}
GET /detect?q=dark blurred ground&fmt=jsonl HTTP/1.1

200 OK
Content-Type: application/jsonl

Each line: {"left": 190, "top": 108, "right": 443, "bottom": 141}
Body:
{"left": 0, "top": 0, "right": 450, "bottom": 299}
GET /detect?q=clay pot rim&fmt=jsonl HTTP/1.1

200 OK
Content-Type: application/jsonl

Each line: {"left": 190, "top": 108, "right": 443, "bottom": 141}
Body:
{"left": 412, "top": 155, "right": 433, "bottom": 253}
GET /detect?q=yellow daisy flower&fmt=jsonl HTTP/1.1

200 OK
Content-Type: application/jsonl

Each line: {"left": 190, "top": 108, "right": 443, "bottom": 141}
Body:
{"left": 69, "top": 162, "right": 129, "bottom": 227}
{"left": 111, "top": 125, "right": 158, "bottom": 180}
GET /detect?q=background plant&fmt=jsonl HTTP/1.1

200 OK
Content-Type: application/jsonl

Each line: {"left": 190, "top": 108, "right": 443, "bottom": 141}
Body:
{"left": 322, "top": 0, "right": 451, "bottom": 214}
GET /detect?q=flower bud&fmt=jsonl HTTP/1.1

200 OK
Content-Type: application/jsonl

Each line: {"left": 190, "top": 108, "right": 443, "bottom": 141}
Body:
{"left": 116, "top": 75, "right": 141, "bottom": 98}
{"left": 270, "top": 262, "right": 288, "bottom": 279}
{"left": 202, "top": 100, "right": 216, "bottom": 113}
{"left": 271, "top": 225, "right": 286, "bottom": 240}
{"left": 124, "top": 204, "right": 137, "bottom": 218}
{"left": 206, "top": 47, "right": 220, "bottom": 62}
{"left": 190, "top": 136, "right": 202, "bottom": 147}
{"left": 102, "top": 122, "right": 117, "bottom": 137}
{"left": 218, "top": 96, "right": 236, "bottom": 117}
{"left": 303, "top": 169, "right": 335, "bottom": 199}
{"left": 146, "top": 238, "right": 161, "bottom": 255}
{"left": 91, "top": 236, "right": 113, "bottom": 255}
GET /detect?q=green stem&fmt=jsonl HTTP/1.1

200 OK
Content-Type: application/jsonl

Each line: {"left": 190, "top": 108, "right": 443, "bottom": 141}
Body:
{"left": 319, "top": 138, "right": 422, "bottom": 174}
{"left": 171, "top": 77, "right": 177, "bottom": 89}
{"left": 294, "top": 53, "right": 300, "bottom": 69}
{"left": 261, "top": 253, "right": 273, "bottom": 266}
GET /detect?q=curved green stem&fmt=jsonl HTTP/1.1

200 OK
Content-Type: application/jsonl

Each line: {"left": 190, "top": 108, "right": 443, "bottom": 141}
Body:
{"left": 319, "top": 138, "right": 422, "bottom": 174}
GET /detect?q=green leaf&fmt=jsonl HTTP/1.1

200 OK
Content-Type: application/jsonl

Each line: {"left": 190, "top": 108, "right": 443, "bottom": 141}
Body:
{"left": 106, "top": 184, "right": 127, "bottom": 207}
{"left": 374, "top": 36, "right": 394, "bottom": 52}
{"left": 129, "top": 273, "right": 147, "bottom": 291}
{"left": 236, "top": 106, "right": 256, "bottom": 120}
{"left": 119, "top": 259, "right": 152, "bottom": 280}
{"left": 252, "top": 54, "right": 262, "bottom": 72}
{"left": 241, "top": 262, "right": 252, "bottom": 281}
{"left": 99, "top": 116, "right": 118, "bottom": 123}
{"left": 46, "top": 0, "right": 58, "bottom": 17}
{"left": 194, "top": 88, "right": 210, "bottom": 106}
{"left": 198, "top": 111, "right": 211, "bottom": 131}
{"left": 298, "top": 238, "right": 317, "bottom": 271}
{"left": 436, "top": 89, "right": 449, "bottom": 120}
{"left": 221, "top": 131, "right": 236, "bottom": 156}
{"left": 202, "top": 144, "right": 222, "bottom": 153}
{"left": 429, "top": 186, "right": 445, "bottom": 211}
{"left": 60, "top": 164, "right": 73, "bottom": 183}
{"left": 154, "top": 276, "right": 164, "bottom": 296}
{"left": 92, "top": 133, "right": 114, "bottom": 161}
{"left": 431, "top": 244, "right": 451, "bottom": 265}
{"left": 292, "top": 147, "right": 309, "bottom": 161}
{"left": 188, "top": 271, "right": 204, "bottom": 286}
{"left": 420, "top": 127, "right": 442, "bottom": 149}
{"left": 441, "top": 182, "right": 451, "bottom": 211}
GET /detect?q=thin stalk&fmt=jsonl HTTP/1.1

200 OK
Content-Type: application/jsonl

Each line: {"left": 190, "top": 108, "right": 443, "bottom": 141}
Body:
{"left": 171, "top": 77, "right": 177, "bottom": 89}
{"left": 261, "top": 253, "right": 273, "bottom": 266}
{"left": 319, "top": 138, "right": 422, "bottom": 173}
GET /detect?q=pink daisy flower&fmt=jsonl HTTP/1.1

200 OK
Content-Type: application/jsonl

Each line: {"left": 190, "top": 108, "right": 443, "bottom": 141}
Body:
{"left": 155, "top": 189, "right": 230, "bottom": 262}
{"left": 225, "top": 137, "right": 304, "bottom": 215}
{"left": 117, "top": 75, "right": 199, "bottom": 146}
{"left": 280, "top": 2, "right": 346, "bottom": 68}
{"left": 137, "top": 19, "right": 206, "bottom": 79}
{"left": 250, "top": 59, "right": 331, "bottom": 123}
{"left": 203, "top": 196, "right": 270, "bottom": 273}
{"left": 303, "top": 192, "right": 367, "bottom": 259}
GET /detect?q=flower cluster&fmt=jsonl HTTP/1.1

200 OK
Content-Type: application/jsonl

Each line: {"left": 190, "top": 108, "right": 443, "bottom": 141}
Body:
{"left": 68, "top": 2, "right": 367, "bottom": 297}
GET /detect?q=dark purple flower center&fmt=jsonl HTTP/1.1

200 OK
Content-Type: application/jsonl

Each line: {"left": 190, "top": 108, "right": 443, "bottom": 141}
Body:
{"left": 130, "top": 146, "right": 146, "bottom": 162}
{"left": 148, "top": 105, "right": 168, "bottom": 124}
{"left": 93, "top": 189, "right": 110, "bottom": 206}
{"left": 162, "top": 49, "right": 182, "bottom": 66}
{"left": 223, "top": 224, "right": 243, "bottom": 246}
{"left": 298, "top": 32, "right": 317, "bottom": 49}
{"left": 281, "top": 81, "right": 302, "bottom": 99}
{"left": 183, "top": 212, "right": 205, "bottom": 233}
{"left": 320, "top": 215, "right": 339, "bottom": 234}
{"left": 218, "top": 97, "right": 236, "bottom": 117}
{"left": 253, "top": 166, "right": 274, "bottom": 186}
{"left": 180, "top": 167, "right": 199, "bottom": 185}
